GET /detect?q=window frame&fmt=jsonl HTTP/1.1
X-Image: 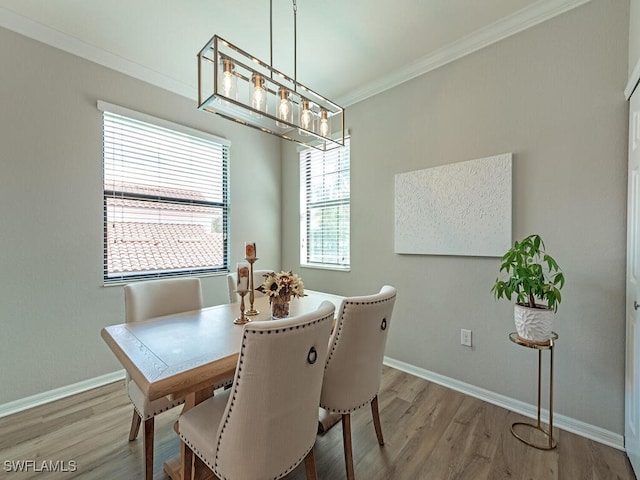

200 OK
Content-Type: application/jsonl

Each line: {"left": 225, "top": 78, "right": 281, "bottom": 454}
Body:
{"left": 299, "top": 137, "right": 351, "bottom": 271}
{"left": 99, "top": 101, "right": 230, "bottom": 284}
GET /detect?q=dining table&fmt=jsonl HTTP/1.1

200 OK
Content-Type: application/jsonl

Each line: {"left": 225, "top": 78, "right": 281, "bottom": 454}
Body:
{"left": 101, "top": 289, "right": 344, "bottom": 480}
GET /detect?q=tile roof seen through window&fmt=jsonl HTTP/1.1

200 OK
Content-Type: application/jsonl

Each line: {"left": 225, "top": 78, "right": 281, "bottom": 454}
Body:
{"left": 107, "top": 222, "right": 223, "bottom": 275}
{"left": 105, "top": 181, "right": 212, "bottom": 202}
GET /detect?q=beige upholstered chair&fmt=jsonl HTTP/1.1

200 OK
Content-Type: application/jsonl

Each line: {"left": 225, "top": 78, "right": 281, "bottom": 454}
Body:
{"left": 226, "top": 269, "right": 272, "bottom": 303}
{"left": 319, "top": 285, "right": 397, "bottom": 480}
{"left": 179, "top": 301, "right": 336, "bottom": 480}
{"left": 124, "top": 277, "right": 203, "bottom": 480}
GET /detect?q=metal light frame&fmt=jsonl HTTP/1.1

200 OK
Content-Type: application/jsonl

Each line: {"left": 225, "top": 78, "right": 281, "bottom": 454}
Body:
{"left": 197, "top": 2, "right": 345, "bottom": 151}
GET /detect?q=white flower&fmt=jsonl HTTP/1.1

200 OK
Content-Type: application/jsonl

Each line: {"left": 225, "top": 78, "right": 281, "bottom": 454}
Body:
{"left": 258, "top": 271, "right": 304, "bottom": 300}
{"left": 262, "top": 275, "right": 280, "bottom": 297}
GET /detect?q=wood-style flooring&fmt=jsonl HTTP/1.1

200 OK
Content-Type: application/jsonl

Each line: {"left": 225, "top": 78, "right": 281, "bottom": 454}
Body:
{"left": 0, "top": 367, "right": 635, "bottom": 479}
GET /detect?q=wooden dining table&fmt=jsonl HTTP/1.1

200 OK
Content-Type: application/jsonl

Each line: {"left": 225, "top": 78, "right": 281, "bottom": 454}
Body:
{"left": 101, "top": 290, "right": 344, "bottom": 480}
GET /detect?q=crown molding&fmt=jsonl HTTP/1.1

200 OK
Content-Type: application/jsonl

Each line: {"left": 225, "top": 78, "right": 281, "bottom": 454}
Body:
{"left": 336, "top": 0, "right": 593, "bottom": 107}
{"left": 0, "top": 7, "right": 196, "bottom": 100}
{"left": 2, "top": 1, "right": 592, "bottom": 109}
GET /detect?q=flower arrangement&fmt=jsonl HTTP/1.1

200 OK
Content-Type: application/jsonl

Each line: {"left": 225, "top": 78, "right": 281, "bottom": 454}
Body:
{"left": 258, "top": 271, "right": 305, "bottom": 319}
{"left": 258, "top": 271, "right": 305, "bottom": 301}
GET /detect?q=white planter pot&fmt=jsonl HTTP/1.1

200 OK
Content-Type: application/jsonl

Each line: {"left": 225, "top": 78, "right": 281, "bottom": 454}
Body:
{"left": 514, "top": 304, "right": 554, "bottom": 344}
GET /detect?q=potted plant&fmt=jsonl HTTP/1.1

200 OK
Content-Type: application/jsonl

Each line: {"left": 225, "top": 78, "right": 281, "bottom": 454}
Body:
{"left": 491, "top": 234, "right": 565, "bottom": 345}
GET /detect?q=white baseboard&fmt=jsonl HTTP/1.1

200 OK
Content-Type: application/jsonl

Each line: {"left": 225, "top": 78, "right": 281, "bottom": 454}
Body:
{"left": 383, "top": 356, "right": 624, "bottom": 451}
{"left": 1, "top": 361, "right": 625, "bottom": 451}
{"left": 0, "top": 370, "right": 125, "bottom": 419}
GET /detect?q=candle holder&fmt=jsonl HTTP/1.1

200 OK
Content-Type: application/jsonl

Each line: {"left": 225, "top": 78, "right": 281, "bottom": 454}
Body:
{"left": 245, "top": 257, "right": 260, "bottom": 316}
{"left": 234, "top": 289, "right": 251, "bottom": 325}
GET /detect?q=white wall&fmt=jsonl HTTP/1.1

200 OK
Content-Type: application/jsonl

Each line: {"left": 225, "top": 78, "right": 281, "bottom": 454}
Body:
{"left": 282, "top": 0, "right": 629, "bottom": 434}
{"left": 0, "top": 0, "right": 632, "bottom": 437}
{"left": 0, "top": 27, "right": 282, "bottom": 404}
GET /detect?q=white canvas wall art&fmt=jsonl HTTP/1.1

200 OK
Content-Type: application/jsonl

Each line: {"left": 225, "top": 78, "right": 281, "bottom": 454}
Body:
{"left": 394, "top": 153, "right": 512, "bottom": 257}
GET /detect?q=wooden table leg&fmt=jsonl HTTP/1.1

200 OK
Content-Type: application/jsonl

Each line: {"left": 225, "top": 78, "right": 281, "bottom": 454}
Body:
{"left": 164, "top": 452, "right": 215, "bottom": 480}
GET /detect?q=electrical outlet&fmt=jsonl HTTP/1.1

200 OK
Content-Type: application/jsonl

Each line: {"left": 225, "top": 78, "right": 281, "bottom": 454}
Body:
{"left": 461, "top": 329, "right": 472, "bottom": 347}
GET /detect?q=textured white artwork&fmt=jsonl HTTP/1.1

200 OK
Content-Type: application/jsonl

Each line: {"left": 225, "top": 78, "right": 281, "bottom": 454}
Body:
{"left": 394, "top": 153, "right": 512, "bottom": 257}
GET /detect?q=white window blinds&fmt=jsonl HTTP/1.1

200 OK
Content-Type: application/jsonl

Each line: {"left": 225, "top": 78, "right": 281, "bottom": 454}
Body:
{"left": 300, "top": 138, "right": 350, "bottom": 268}
{"left": 100, "top": 102, "right": 229, "bottom": 282}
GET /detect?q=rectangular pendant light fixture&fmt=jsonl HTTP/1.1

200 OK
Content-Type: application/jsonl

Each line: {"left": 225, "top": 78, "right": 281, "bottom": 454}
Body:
{"left": 197, "top": 30, "right": 345, "bottom": 151}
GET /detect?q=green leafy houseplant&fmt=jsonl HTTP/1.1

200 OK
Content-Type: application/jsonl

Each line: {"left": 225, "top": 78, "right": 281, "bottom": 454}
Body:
{"left": 491, "top": 234, "right": 565, "bottom": 312}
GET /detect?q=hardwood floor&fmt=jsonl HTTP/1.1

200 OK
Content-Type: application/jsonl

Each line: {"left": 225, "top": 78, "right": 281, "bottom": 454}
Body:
{"left": 0, "top": 367, "right": 635, "bottom": 479}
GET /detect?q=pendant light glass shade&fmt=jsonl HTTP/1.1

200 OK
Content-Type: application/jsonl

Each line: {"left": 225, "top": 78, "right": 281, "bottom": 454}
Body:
{"left": 298, "top": 98, "right": 315, "bottom": 135}
{"left": 277, "top": 87, "right": 293, "bottom": 127}
{"left": 197, "top": 35, "right": 344, "bottom": 151}
{"left": 250, "top": 73, "right": 268, "bottom": 115}
{"left": 318, "top": 108, "right": 330, "bottom": 137}
{"left": 218, "top": 57, "right": 237, "bottom": 100}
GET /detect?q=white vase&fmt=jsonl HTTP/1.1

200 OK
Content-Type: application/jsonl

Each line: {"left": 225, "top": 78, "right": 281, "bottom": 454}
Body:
{"left": 514, "top": 304, "right": 554, "bottom": 344}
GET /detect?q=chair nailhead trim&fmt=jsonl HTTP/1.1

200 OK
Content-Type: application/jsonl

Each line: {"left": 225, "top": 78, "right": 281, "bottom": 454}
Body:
{"left": 181, "top": 437, "right": 315, "bottom": 480}
{"left": 320, "top": 393, "right": 378, "bottom": 414}
{"left": 324, "top": 294, "right": 396, "bottom": 368}
{"left": 208, "top": 312, "right": 333, "bottom": 478}
{"left": 127, "top": 394, "right": 185, "bottom": 420}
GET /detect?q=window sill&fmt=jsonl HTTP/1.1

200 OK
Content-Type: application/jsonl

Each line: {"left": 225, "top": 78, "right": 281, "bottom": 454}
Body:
{"left": 300, "top": 264, "right": 351, "bottom": 273}
{"left": 102, "top": 270, "right": 230, "bottom": 287}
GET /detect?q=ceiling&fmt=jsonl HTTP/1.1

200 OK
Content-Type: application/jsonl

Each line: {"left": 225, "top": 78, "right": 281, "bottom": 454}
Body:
{"left": 0, "top": 0, "right": 589, "bottom": 106}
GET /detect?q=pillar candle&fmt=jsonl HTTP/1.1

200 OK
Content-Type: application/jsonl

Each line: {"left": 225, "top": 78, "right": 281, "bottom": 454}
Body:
{"left": 237, "top": 263, "right": 250, "bottom": 291}
{"left": 245, "top": 242, "right": 256, "bottom": 260}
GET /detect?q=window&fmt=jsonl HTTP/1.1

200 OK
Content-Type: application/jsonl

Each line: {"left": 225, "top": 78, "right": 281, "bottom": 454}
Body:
{"left": 300, "top": 138, "right": 350, "bottom": 269}
{"left": 99, "top": 101, "right": 229, "bottom": 283}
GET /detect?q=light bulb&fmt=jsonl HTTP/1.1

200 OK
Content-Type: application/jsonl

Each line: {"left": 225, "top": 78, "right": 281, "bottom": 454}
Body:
{"left": 222, "top": 73, "right": 233, "bottom": 96}
{"left": 319, "top": 109, "right": 330, "bottom": 137}
{"left": 276, "top": 87, "right": 293, "bottom": 128}
{"left": 218, "top": 58, "right": 237, "bottom": 100}
{"left": 250, "top": 73, "right": 267, "bottom": 115}
{"left": 299, "top": 98, "right": 314, "bottom": 135}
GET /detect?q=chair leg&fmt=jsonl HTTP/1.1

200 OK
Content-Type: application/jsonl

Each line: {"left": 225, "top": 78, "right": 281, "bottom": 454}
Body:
{"left": 342, "top": 414, "right": 355, "bottom": 480}
{"left": 304, "top": 447, "right": 318, "bottom": 480}
{"left": 128, "top": 408, "right": 142, "bottom": 441}
{"left": 371, "top": 395, "right": 384, "bottom": 446}
{"left": 143, "top": 417, "right": 154, "bottom": 480}
{"left": 181, "top": 440, "right": 194, "bottom": 480}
